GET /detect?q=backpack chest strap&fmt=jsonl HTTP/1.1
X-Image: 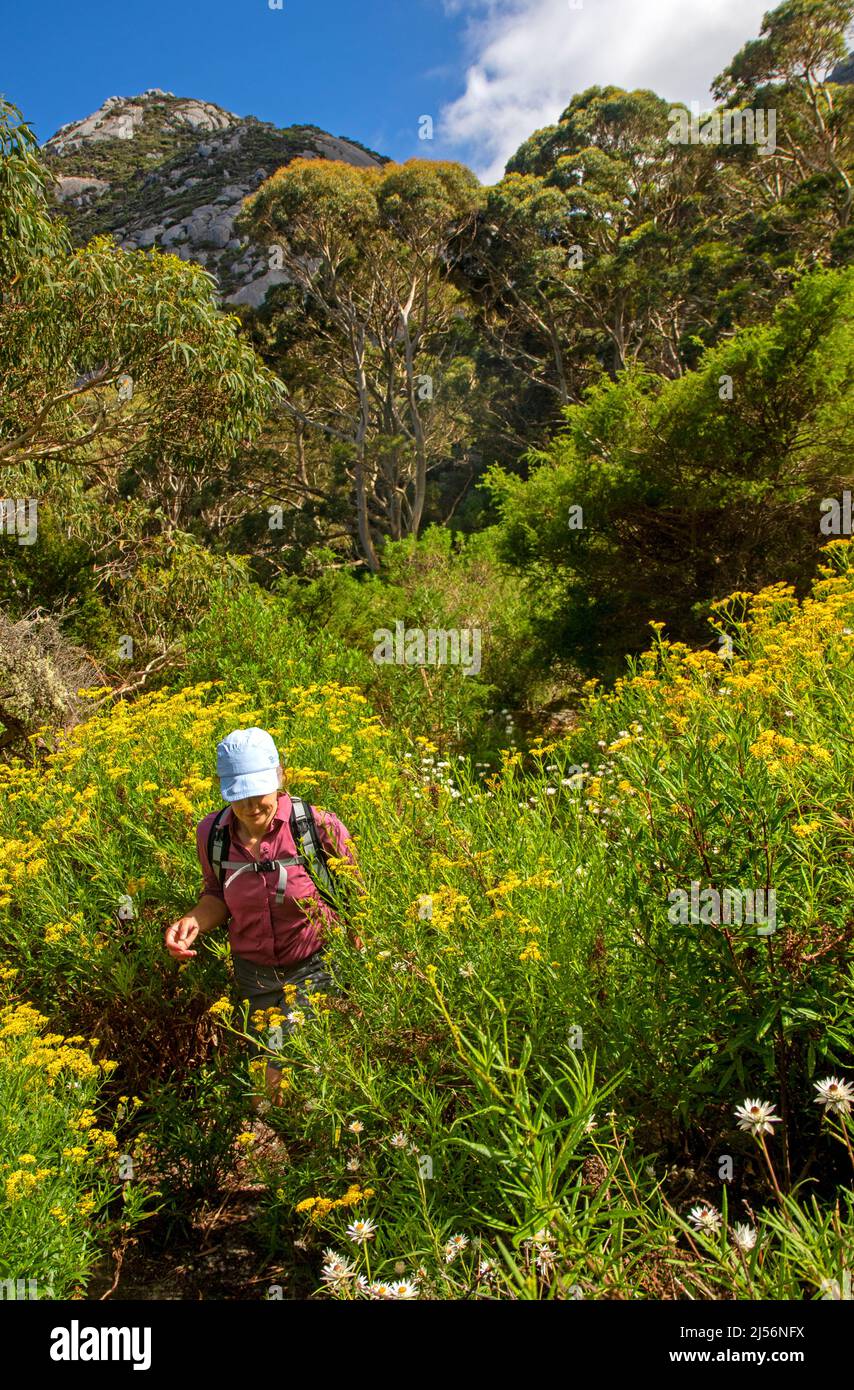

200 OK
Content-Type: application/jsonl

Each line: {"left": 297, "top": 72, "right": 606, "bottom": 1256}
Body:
{"left": 220, "top": 856, "right": 305, "bottom": 905}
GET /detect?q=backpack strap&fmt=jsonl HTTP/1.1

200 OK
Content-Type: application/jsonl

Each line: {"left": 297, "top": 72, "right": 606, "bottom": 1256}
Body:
{"left": 206, "top": 807, "right": 231, "bottom": 890}
{"left": 219, "top": 855, "right": 300, "bottom": 904}
{"left": 289, "top": 797, "right": 337, "bottom": 909}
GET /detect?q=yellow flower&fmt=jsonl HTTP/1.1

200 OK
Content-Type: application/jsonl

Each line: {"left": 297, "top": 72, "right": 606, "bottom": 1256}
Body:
{"left": 89, "top": 1129, "right": 118, "bottom": 1150}
{"left": 793, "top": 820, "right": 821, "bottom": 838}
{"left": 5, "top": 1169, "right": 38, "bottom": 1201}
{"left": 607, "top": 736, "right": 632, "bottom": 753}
{"left": 749, "top": 730, "right": 804, "bottom": 768}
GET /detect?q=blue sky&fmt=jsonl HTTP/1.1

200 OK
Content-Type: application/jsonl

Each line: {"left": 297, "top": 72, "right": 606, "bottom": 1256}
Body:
{"left": 6, "top": 0, "right": 776, "bottom": 183}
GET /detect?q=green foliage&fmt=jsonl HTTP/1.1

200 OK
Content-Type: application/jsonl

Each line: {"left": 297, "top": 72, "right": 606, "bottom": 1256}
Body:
{"left": 274, "top": 526, "right": 536, "bottom": 739}
{"left": 140, "top": 1065, "right": 247, "bottom": 1214}
{"left": 487, "top": 266, "right": 854, "bottom": 675}
{"left": 0, "top": 98, "right": 68, "bottom": 282}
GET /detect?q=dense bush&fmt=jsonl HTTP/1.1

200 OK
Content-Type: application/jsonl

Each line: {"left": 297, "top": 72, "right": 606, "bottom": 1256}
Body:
{"left": 0, "top": 971, "right": 150, "bottom": 1296}
{"left": 184, "top": 528, "right": 531, "bottom": 751}
{"left": 487, "top": 268, "right": 854, "bottom": 676}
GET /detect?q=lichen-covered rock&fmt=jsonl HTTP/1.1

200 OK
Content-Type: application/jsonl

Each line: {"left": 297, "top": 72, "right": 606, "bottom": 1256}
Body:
{"left": 225, "top": 267, "right": 291, "bottom": 308}
{"left": 45, "top": 90, "right": 388, "bottom": 308}
{"left": 46, "top": 94, "right": 238, "bottom": 154}
{"left": 53, "top": 175, "right": 110, "bottom": 205}
{"left": 135, "top": 224, "right": 165, "bottom": 248}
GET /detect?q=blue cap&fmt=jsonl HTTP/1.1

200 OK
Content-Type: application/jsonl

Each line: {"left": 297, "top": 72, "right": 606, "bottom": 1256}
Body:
{"left": 216, "top": 727, "right": 281, "bottom": 802}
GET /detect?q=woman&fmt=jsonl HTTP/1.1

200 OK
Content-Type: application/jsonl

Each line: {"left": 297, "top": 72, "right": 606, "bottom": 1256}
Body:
{"left": 165, "top": 727, "right": 362, "bottom": 1106}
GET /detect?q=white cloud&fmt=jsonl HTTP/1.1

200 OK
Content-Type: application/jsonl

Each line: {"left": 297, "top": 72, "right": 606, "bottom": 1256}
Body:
{"left": 436, "top": 0, "right": 774, "bottom": 183}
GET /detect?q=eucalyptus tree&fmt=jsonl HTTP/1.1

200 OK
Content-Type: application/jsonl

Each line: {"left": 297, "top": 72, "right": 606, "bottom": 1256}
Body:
{"left": 713, "top": 0, "right": 854, "bottom": 233}
{"left": 239, "top": 157, "right": 483, "bottom": 570}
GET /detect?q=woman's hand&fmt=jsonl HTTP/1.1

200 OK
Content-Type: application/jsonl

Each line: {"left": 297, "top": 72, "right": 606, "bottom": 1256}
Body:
{"left": 165, "top": 915, "right": 201, "bottom": 961}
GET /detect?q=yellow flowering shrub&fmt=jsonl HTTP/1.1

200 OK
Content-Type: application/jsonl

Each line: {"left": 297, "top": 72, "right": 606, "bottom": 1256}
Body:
{"left": 0, "top": 986, "right": 120, "bottom": 1295}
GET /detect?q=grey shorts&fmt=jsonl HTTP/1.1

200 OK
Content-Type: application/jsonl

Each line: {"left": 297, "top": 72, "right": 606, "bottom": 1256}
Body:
{"left": 231, "top": 948, "right": 340, "bottom": 1071}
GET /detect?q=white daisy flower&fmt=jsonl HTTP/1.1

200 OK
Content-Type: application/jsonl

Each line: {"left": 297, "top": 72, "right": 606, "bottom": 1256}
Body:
{"left": 347, "top": 1120, "right": 364, "bottom": 1135}
{"left": 732, "top": 1223, "right": 757, "bottom": 1253}
{"left": 346, "top": 1218, "right": 377, "bottom": 1244}
{"left": 390, "top": 1279, "right": 419, "bottom": 1299}
{"left": 389, "top": 1131, "right": 408, "bottom": 1149}
{"left": 444, "top": 1233, "right": 469, "bottom": 1263}
{"left": 321, "top": 1250, "right": 357, "bottom": 1284}
{"left": 688, "top": 1204, "right": 722, "bottom": 1234}
{"left": 813, "top": 1076, "right": 854, "bottom": 1117}
{"left": 735, "top": 1098, "right": 781, "bottom": 1136}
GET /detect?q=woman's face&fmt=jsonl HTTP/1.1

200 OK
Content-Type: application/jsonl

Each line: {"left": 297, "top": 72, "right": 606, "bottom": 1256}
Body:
{"left": 231, "top": 767, "right": 283, "bottom": 837}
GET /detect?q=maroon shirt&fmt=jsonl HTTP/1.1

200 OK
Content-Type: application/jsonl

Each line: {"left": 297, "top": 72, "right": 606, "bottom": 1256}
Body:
{"left": 195, "top": 793, "right": 355, "bottom": 968}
